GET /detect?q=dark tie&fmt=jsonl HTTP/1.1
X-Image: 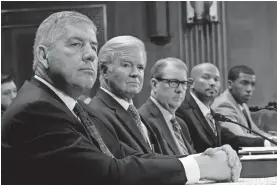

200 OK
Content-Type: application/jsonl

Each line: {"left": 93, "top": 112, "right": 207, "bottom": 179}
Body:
{"left": 206, "top": 113, "right": 217, "bottom": 136}
{"left": 73, "top": 103, "right": 114, "bottom": 158}
{"left": 171, "top": 117, "right": 189, "bottom": 155}
{"left": 127, "top": 104, "right": 152, "bottom": 149}
{"left": 242, "top": 108, "right": 252, "bottom": 133}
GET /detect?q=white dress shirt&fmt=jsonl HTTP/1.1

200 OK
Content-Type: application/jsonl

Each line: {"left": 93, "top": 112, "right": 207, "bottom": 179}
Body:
{"left": 150, "top": 96, "right": 200, "bottom": 184}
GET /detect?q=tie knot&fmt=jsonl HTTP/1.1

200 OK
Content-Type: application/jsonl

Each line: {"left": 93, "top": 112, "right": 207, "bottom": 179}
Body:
{"left": 171, "top": 117, "right": 181, "bottom": 130}
{"left": 127, "top": 104, "right": 140, "bottom": 119}
{"left": 206, "top": 112, "right": 213, "bottom": 120}
{"left": 73, "top": 103, "right": 85, "bottom": 118}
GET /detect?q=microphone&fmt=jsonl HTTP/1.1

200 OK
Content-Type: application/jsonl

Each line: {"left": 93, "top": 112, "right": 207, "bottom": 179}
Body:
{"left": 213, "top": 113, "right": 277, "bottom": 146}
{"left": 249, "top": 105, "right": 277, "bottom": 112}
{"left": 249, "top": 106, "right": 261, "bottom": 112}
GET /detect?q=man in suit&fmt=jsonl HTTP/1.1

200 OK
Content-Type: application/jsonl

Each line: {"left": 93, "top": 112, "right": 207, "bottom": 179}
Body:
{"left": 1, "top": 73, "right": 17, "bottom": 115}
{"left": 212, "top": 65, "right": 275, "bottom": 144}
{"left": 176, "top": 63, "right": 265, "bottom": 153}
{"left": 139, "top": 57, "right": 195, "bottom": 155}
{"left": 87, "top": 36, "right": 162, "bottom": 154}
{"left": 1, "top": 11, "right": 241, "bottom": 185}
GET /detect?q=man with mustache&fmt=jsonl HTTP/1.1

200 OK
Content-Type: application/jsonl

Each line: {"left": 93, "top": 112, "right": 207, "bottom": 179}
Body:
{"left": 212, "top": 65, "right": 274, "bottom": 140}
{"left": 139, "top": 57, "right": 196, "bottom": 155}
{"left": 176, "top": 63, "right": 266, "bottom": 153}
{"left": 1, "top": 12, "right": 241, "bottom": 185}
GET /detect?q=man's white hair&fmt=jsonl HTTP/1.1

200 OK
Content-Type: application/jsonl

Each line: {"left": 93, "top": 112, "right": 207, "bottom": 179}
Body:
{"left": 98, "top": 35, "right": 146, "bottom": 84}
{"left": 98, "top": 35, "right": 146, "bottom": 67}
{"left": 32, "top": 11, "right": 97, "bottom": 71}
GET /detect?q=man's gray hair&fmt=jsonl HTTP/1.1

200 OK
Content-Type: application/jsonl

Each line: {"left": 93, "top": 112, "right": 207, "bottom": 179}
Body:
{"left": 98, "top": 35, "right": 146, "bottom": 84}
{"left": 32, "top": 11, "right": 97, "bottom": 71}
{"left": 150, "top": 57, "right": 188, "bottom": 79}
{"left": 98, "top": 35, "right": 146, "bottom": 67}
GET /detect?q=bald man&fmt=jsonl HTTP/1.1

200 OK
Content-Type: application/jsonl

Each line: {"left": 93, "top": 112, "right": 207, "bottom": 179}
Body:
{"left": 176, "top": 63, "right": 264, "bottom": 153}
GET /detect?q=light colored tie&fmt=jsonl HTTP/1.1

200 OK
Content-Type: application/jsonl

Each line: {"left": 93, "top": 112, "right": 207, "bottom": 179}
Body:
{"left": 242, "top": 108, "right": 252, "bottom": 133}
{"left": 206, "top": 113, "right": 217, "bottom": 136}
{"left": 127, "top": 104, "right": 152, "bottom": 149}
{"left": 171, "top": 117, "right": 189, "bottom": 155}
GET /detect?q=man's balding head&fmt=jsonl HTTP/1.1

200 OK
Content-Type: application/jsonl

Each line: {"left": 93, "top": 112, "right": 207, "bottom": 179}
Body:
{"left": 190, "top": 63, "right": 220, "bottom": 103}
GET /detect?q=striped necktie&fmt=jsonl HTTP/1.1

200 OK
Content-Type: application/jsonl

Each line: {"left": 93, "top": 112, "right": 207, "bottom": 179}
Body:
{"left": 171, "top": 117, "right": 189, "bottom": 155}
{"left": 206, "top": 113, "right": 217, "bottom": 136}
{"left": 73, "top": 103, "right": 114, "bottom": 158}
{"left": 127, "top": 104, "right": 152, "bottom": 149}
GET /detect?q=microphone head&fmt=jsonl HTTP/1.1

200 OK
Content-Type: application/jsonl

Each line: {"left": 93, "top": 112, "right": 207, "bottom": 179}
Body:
{"left": 213, "top": 113, "right": 229, "bottom": 122}
{"left": 249, "top": 106, "right": 261, "bottom": 112}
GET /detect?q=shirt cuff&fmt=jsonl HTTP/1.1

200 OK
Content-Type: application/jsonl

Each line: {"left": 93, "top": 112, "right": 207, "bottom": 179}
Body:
{"left": 179, "top": 155, "right": 200, "bottom": 184}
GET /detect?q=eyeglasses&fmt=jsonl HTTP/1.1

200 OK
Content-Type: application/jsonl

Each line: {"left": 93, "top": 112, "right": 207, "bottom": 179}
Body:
{"left": 155, "top": 78, "right": 192, "bottom": 90}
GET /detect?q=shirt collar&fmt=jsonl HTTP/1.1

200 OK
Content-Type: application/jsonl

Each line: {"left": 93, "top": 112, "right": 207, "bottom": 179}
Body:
{"left": 100, "top": 87, "right": 132, "bottom": 110}
{"left": 150, "top": 96, "right": 174, "bottom": 123}
{"left": 238, "top": 104, "right": 244, "bottom": 111}
{"left": 34, "top": 75, "right": 77, "bottom": 111}
{"left": 190, "top": 91, "right": 211, "bottom": 117}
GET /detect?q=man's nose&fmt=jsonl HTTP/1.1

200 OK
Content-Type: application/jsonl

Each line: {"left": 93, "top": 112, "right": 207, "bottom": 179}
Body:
{"left": 11, "top": 92, "right": 17, "bottom": 99}
{"left": 83, "top": 45, "right": 97, "bottom": 63}
{"left": 130, "top": 66, "right": 139, "bottom": 77}
{"left": 175, "top": 83, "right": 183, "bottom": 93}
{"left": 246, "top": 84, "right": 253, "bottom": 93}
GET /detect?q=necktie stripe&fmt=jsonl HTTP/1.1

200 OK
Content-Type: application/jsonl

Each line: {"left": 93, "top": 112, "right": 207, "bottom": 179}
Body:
{"left": 206, "top": 113, "right": 217, "bottom": 136}
{"left": 73, "top": 103, "right": 114, "bottom": 158}
{"left": 171, "top": 117, "right": 189, "bottom": 155}
{"left": 127, "top": 104, "right": 152, "bottom": 150}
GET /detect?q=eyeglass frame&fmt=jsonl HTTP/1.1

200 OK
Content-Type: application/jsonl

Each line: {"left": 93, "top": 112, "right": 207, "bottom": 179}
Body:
{"left": 155, "top": 77, "right": 193, "bottom": 90}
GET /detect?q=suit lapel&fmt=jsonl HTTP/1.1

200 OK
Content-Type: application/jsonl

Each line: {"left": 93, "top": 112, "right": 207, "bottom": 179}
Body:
{"left": 146, "top": 99, "right": 181, "bottom": 155}
{"left": 97, "top": 89, "right": 151, "bottom": 152}
{"left": 186, "top": 92, "right": 216, "bottom": 139}
{"left": 225, "top": 90, "right": 250, "bottom": 128}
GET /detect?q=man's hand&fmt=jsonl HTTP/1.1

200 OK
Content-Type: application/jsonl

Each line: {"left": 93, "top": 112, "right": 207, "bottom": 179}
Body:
{"left": 195, "top": 145, "right": 241, "bottom": 182}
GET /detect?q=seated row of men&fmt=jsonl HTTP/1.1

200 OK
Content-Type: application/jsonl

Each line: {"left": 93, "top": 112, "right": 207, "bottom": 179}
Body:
{"left": 2, "top": 11, "right": 274, "bottom": 185}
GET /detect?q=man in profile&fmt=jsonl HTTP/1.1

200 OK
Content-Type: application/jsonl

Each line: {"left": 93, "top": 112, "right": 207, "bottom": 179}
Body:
{"left": 1, "top": 11, "right": 241, "bottom": 185}
{"left": 139, "top": 57, "right": 195, "bottom": 155}
{"left": 1, "top": 73, "right": 17, "bottom": 115}
{"left": 212, "top": 65, "right": 274, "bottom": 141}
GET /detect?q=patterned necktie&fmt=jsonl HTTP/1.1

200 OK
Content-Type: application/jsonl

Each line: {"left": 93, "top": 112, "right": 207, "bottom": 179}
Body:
{"left": 206, "top": 113, "right": 217, "bottom": 136}
{"left": 127, "top": 104, "right": 152, "bottom": 149}
{"left": 73, "top": 103, "right": 114, "bottom": 158}
{"left": 171, "top": 117, "right": 189, "bottom": 155}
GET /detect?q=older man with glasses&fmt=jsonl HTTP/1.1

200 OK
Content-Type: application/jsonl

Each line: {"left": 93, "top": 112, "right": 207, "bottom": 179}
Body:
{"left": 139, "top": 57, "right": 196, "bottom": 155}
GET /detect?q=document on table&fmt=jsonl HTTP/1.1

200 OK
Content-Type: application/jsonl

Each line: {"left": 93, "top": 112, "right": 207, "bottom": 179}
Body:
{"left": 194, "top": 176, "right": 277, "bottom": 185}
{"left": 239, "top": 147, "right": 277, "bottom": 155}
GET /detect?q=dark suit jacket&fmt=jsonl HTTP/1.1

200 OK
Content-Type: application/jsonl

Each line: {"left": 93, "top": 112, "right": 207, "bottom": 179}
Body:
{"left": 139, "top": 98, "right": 196, "bottom": 155}
{"left": 86, "top": 89, "right": 163, "bottom": 154}
{"left": 1, "top": 78, "right": 188, "bottom": 185}
{"left": 176, "top": 92, "right": 264, "bottom": 153}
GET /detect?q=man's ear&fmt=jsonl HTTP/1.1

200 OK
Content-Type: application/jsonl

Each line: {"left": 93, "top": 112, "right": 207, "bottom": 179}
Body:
{"left": 188, "top": 77, "right": 194, "bottom": 88}
{"left": 36, "top": 45, "right": 49, "bottom": 69}
{"left": 227, "top": 80, "right": 233, "bottom": 90}
{"left": 150, "top": 78, "right": 158, "bottom": 92}
{"left": 100, "top": 64, "right": 108, "bottom": 78}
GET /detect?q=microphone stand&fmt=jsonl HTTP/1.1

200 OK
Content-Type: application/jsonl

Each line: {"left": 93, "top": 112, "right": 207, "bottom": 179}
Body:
{"left": 214, "top": 114, "right": 277, "bottom": 146}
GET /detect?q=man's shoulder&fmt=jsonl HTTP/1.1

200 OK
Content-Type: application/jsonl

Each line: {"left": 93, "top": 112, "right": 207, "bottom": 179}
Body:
{"left": 212, "top": 90, "right": 234, "bottom": 108}
{"left": 138, "top": 99, "right": 153, "bottom": 116}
